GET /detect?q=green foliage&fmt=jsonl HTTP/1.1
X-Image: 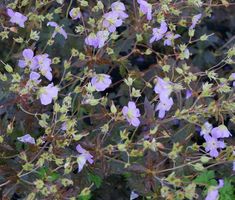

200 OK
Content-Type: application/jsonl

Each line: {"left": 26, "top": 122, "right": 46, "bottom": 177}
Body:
{"left": 193, "top": 171, "right": 217, "bottom": 186}
{"left": 219, "top": 179, "right": 235, "bottom": 200}
{"left": 88, "top": 173, "right": 103, "bottom": 188}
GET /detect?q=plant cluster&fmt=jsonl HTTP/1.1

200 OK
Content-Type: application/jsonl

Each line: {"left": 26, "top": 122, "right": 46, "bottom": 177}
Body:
{"left": 0, "top": 0, "right": 234, "bottom": 199}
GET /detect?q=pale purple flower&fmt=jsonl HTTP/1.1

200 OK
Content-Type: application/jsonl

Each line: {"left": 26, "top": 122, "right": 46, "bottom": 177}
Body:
{"left": 186, "top": 90, "right": 192, "bottom": 99}
{"left": 39, "top": 83, "right": 58, "bottom": 105}
{"left": 206, "top": 188, "right": 218, "bottom": 200}
{"left": 218, "top": 179, "right": 224, "bottom": 187}
{"left": 111, "top": 1, "right": 128, "bottom": 19}
{"left": 76, "top": 144, "right": 94, "bottom": 172}
{"left": 154, "top": 77, "right": 172, "bottom": 101}
{"left": 17, "top": 134, "right": 35, "bottom": 144}
{"left": 130, "top": 191, "right": 139, "bottom": 200}
{"left": 102, "top": 11, "right": 123, "bottom": 32}
{"left": 204, "top": 134, "right": 226, "bottom": 157}
{"left": 85, "top": 31, "right": 109, "bottom": 48}
{"left": 69, "top": 7, "right": 81, "bottom": 20}
{"left": 122, "top": 101, "right": 141, "bottom": 127}
{"left": 155, "top": 97, "right": 173, "bottom": 119}
{"left": 91, "top": 74, "right": 112, "bottom": 91}
{"left": 61, "top": 122, "right": 67, "bottom": 131}
{"left": 85, "top": 33, "right": 97, "bottom": 48}
{"left": 205, "top": 179, "right": 224, "bottom": 200}
{"left": 7, "top": 8, "right": 27, "bottom": 28}
{"left": 164, "top": 32, "right": 181, "bottom": 46}
{"left": 30, "top": 71, "right": 40, "bottom": 80}
{"left": 18, "top": 49, "right": 37, "bottom": 70}
{"left": 40, "top": 67, "right": 52, "bottom": 81}
{"left": 211, "top": 125, "right": 232, "bottom": 138}
{"left": 233, "top": 151, "right": 235, "bottom": 171}
{"left": 35, "top": 54, "right": 52, "bottom": 81}
{"left": 96, "top": 30, "right": 109, "bottom": 47}
{"left": 229, "top": 73, "right": 235, "bottom": 87}
{"left": 150, "top": 21, "right": 168, "bottom": 43}
{"left": 29, "top": 71, "right": 41, "bottom": 84}
{"left": 25, "top": 72, "right": 41, "bottom": 90}
{"left": 185, "top": 48, "right": 190, "bottom": 58}
{"left": 230, "top": 73, "right": 235, "bottom": 80}
{"left": 189, "top": 14, "right": 202, "bottom": 29}
{"left": 47, "top": 21, "right": 67, "bottom": 39}
{"left": 137, "top": 0, "right": 152, "bottom": 21}
{"left": 200, "top": 122, "right": 213, "bottom": 136}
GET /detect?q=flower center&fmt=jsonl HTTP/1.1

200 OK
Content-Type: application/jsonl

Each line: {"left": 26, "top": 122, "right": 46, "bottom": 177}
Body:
{"left": 98, "top": 75, "right": 104, "bottom": 82}
{"left": 107, "top": 18, "right": 115, "bottom": 25}
{"left": 127, "top": 110, "right": 134, "bottom": 119}
{"left": 209, "top": 140, "right": 217, "bottom": 148}
{"left": 26, "top": 59, "right": 32, "bottom": 66}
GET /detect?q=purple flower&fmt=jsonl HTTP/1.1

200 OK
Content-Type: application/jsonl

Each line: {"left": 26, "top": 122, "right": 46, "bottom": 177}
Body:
{"left": 30, "top": 71, "right": 40, "bottom": 80}
{"left": 111, "top": 1, "right": 128, "bottom": 19}
{"left": 164, "top": 32, "right": 181, "bottom": 46}
{"left": 91, "top": 74, "right": 112, "bottom": 91}
{"left": 29, "top": 71, "right": 41, "bottom": 84}
{"left": 47, "top": 21, "right": 67, "bottom": 39}
{"left": 230, "top": 73, "right": 235, "bottom": 80}
{"left": 150, "top": 21, "right": 168, "bottom": 43}
{"left": 130, "top": 191, "right": 139, "bottom": 200}
{"left": 230, "top": 73, "right": 235, "bottom": 79}
{"left": 35, "top": 54, "right": 52, "bottom": 81}
{"left": 85, "top": 30, "right": 109, "bottom": 48}
{"left": 154, "top": 77, "right": 172, "bottom": 100}
{"left": 155, "top": 97, "right": 173, "bottom": 119}
{"left": 122, "top": 101, "right": 141, "bottom": 127}
{"left": 35, "top": 54, "right": 51, "bottom": 69}
{"left": 69, "top": 7, "right": 81, "bottom": 20}
{"left": 85, "top": 33, "right": 97, "bottom": 48}
{"left": 200, "top": 122, "right": 213, "bottom": 136}
{"left": 154, "top": 77, "right": 174, "bottom": 118}
{"left": 137, "top": 0, "right": 152, "bottom": 21}
{"left": 17, "top": 134, "right": 35, "bottom": 144}
{"left": 204, "top": 134, "right": 226, "bottom": 157}
{"left": 229, "top": 73, "right": 235, "bottom": 87}
{"left": 189, "top": 14, "right": 202, "bottom": 29}
{"left": 18, "top": 49, "right": 37, "bottom": 70}
{"left": 205, "top": 179, "right": 224, "bottom": 200}
{"left": 96, "top": 30, "right": 110, "bottom": 47}
{"left": 25, "top": 72, "right": 41, "bottom": 90}
{"left": 39, "top": 83, "right": 58, "bottom": 105}
{"left": 233, "top": 151, "right": 235, "bottom": 171}
{"left": 102, "top": 11, "right": 123, "bottom": 32}
{"left": 7, "top": 8, "right": 27, "bottom": 28}
{"left": 211, "top": 125, "right": 232, "bottom": 138}
{"left": 182, "top": 48, "right": 190, "bottom": 59}
{"left": 186, "top": 90, "right": 192, "bottom": 99}
{"left": 61, "top": 122, "right": 67, "bottom": 131}
{"left": 76, "top": 144, "right": 94, "bottom": 172}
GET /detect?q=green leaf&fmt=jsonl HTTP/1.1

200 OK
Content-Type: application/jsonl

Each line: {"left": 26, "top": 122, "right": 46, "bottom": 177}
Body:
{"left": 88, "top": 173, "right": 102, "bottom": 188}
{"left": 48, "top": 172, "right": 60, "bottom": 182}
{"left": 79, "top": 188, "right": 92, "bottom": 200}
{"left": 37, "top": 167, "right": 49, "bottom": 179}
{"left": 37, "top": 167, "right": 60, "bottom": 182}
{"left": 219, "top": 179, "right": 235, "bottom": 200}
{"left": 119, "top": 64, "right": 127, "bottom": 77}
{"left": 193, "top": 170, "right": 217, "bottom": 186}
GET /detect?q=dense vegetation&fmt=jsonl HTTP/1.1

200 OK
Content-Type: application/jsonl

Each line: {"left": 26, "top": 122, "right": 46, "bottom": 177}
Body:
{"left": 0, "top": 0, "right": 234, "bottom": 199}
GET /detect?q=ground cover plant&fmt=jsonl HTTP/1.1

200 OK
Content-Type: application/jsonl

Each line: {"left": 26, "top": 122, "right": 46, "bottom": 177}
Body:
{"left": 0, "top": 0, "right": 235, "bottom": 199}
